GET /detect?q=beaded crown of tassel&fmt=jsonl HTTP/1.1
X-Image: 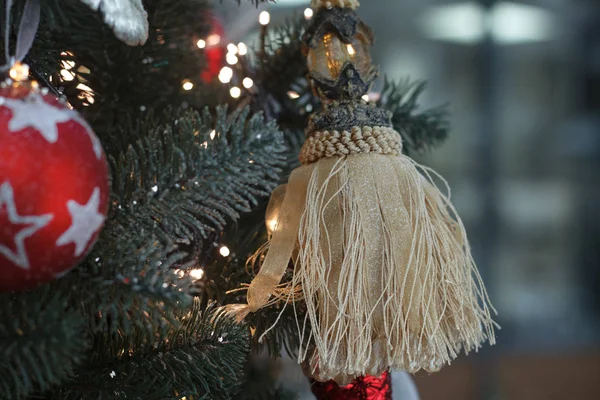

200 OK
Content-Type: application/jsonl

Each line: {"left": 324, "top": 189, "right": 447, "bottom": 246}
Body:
{"left": 233, "top": 0, "right": 497, "bottom": 385}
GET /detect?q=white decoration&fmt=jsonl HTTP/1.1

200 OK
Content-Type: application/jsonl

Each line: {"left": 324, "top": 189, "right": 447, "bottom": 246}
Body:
{"left": 0, "top": 182, "right": 53, "bottom": 269}
{"left": 81, "top": 0, "right": 149, "bottom": 46}
{"left": 5, "top": 94, "right": 72, "bottom": 143}
{"left": 56, "top": 187, "right": 106, "bottom": 257}
{"left": 4, "top": 93, "right": 103, "bottom": 159}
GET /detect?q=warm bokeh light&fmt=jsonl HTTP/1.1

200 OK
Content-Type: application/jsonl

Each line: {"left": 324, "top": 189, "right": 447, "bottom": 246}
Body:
{"left": 287, "top": 90, "right": 300, "bottom": 99}
{"left": 304, "top": 8, "right": 314, "bottom": 19}
{"left": 9, "top": 63, "right": 29, "bottom": 82}
{"left": 227, "top": 43, "right": 238, "bottom": 54}
{"left": 220, "top": 246, "right": 231, "bottom": 257}
{"left": 218, "top": 66, "right": 233, "bottom": 83}
{"left": 259, "top": 11, "right": 271, "bottom": 26}
{"left": 182, "top": 80, "right": 194, "bottom": 91}
{"left": 60, "top": 69, "right": 75, "bottom": 82}
{"left": 189, "top": 268, "right": 205, "bottom": 280}
{"left": 197, "top": 39, "right": 206, "bottom": 49}
{"left": 242, "top": 77, "right": 254, "bottom": 89}
{"left": 226, "top": 53, "right": 239, "bottom": 65}
{"left": 206, "top": 33, "right": 221, "bottom": 46}
{"left": 237, "top": 42, "right": 248, "bottom": 56}
{"left": 230, "top": 86, "right": 241, "bottom": 99}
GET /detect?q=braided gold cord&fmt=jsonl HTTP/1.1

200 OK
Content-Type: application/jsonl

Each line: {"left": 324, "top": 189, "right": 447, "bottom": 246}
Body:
{"left": 310, "top": 0, "right": 360, "bottom": 9}
{"left": 299, "top": 126, "right": 403, "bottom": 165}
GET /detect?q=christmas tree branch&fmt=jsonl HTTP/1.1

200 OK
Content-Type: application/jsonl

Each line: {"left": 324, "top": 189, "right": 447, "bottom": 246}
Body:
{"left": 378, "top": 78, "right": 450, "bottom": 155}
{"left": 109, "top": 106, "right": 285, "bottom": 249}
{"left": 69, "top": 225, "right": 193, "bottom": 339}
{"left": 0, "top": 289, "right": 88, "bottom": 399}
{"left": 28, "top": 0, "right": 215, "bottom": 153}
{"left": 52, "top": 302, "right": 249, "bottom": 400}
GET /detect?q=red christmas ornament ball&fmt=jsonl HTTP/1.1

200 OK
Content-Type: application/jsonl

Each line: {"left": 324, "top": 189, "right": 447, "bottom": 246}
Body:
{"left": 0, "top": 83, "right": 109, "bottom": 291}
{"left": 310, "top": 371, "right": 392, "bottom": 400}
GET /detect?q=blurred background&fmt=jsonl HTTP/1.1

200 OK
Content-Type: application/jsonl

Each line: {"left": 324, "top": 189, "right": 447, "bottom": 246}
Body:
{"left": 215, "top": 0, "right": 600, "bottom": 398}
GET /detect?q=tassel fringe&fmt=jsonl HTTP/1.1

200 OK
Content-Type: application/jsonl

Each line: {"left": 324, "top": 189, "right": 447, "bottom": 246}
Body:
{"left": 257, "top": 153, "right": 496, "bottom": 384}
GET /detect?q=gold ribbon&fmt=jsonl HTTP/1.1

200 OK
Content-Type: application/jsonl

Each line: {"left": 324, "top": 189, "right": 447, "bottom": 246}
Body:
{"left": 246, "top": 164, "right": 313, "bottom": 312}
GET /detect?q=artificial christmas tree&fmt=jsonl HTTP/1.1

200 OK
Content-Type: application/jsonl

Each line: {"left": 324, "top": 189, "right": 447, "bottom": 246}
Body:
{"left": 0, "top": 0, "right": 492, "bottom": 399}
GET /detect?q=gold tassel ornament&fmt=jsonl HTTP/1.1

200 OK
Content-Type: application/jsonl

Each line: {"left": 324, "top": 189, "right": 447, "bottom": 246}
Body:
{"left": 237, "top": 0, "right": 496, "bottom": 385}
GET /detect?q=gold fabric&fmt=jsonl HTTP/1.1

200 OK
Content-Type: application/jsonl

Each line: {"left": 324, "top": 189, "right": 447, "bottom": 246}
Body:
{"left": 246, "top": 165, "right": 312, "bottom": 312}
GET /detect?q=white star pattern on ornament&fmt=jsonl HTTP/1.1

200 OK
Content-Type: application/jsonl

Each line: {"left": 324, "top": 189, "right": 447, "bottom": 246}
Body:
{"left": 3, "top": 93, "right": 103, "bottom": 159}
{"left": 0, "top": 182, "right": 53, "bottom": 269}
{"left": 55, "top": 187, "right": 105, "bottom": 257}
{"left": 4, "top": 93, "right": 72, "bottom": 143}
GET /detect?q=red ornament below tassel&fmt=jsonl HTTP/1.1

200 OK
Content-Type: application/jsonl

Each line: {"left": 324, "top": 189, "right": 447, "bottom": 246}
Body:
{"left": 310, "top": 371, "right": 392, "bottom": 400}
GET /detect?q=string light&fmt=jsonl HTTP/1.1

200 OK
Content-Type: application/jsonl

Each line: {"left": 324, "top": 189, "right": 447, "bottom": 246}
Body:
{"left": 189, "top": 268, "right": 205, "bottom": 280}
{"left": 77, "top": 83, "right": 93, "bottom": 92}
{"left": 242, "top": 77, "right": 254, "bottom": 89}
{"left": 362, "top": 94, "right": 370, "bottom": 102}
{"left": 347, "top": 44, "right": 356, "bottom": 55}
{"left": 210, "top": 130, "right": 216, "bottom": 140}
{"left": 220, "top": 246, "right": 231, "bottom": 257}
{"left": 207, "top": 33, "right": 221, "bottom": 46}
{"left": 259, "top": 11, "right": 271, "bottom": 25}
{"left": 61, "top": 60, "right": 76, "bottom": 70}
{"left": 182, "top": 80, "right": 194, "bottom": 91}
{"left": 287, "top": 90, "right": 300, "bottom": 99}
{"left": 304, "top": 8, "right": 314, "bottom": 19}
{"left": 227, "top": 43, "right": 238, "bottom": 54}
{"left": 238, "top": 42, "right": 248, "bottom": 56}
{"left": 9, "top": 63, "right": 29, "bottom": 81}
{"left": 60, "top": 69, "right": 75, "bottom": 81}
{"left": 218, "top": 66, "right": 233, "bottom": 83}
{"left": 197, "top": 39, "right": 206, "bottom": 49}
{"left": 226, "top": 53, "right": 239, "bottom": 65}
{"left": 230, "top": 86, "right": 241, "bottom": 99}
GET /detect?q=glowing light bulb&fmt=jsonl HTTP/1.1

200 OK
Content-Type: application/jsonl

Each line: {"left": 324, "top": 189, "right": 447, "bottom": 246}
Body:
{"left": 242, "top": 77, "right": 254, "bottom": 89}
{"left": 259, "top": 11, "right": 270, "bottom": 26}
{"left": 77, "top": 83, "right": 93, "bottom": 92}
{"left": 238, "top": 42, "right": 248, "bottom": 56}
{"left": 267, "top": 218, "right": 278, "bottom": 235}
{"left": 265, "top": 185, "right": 287, "bottom": 236}
{"left": 189, "top": 268, "right": 205, "bottom": 280}
{"left": 227, "top": 43, "right": 238, "bottom": 54}
{"left": 182, "top": 80, "right": 194, "bottom": 91}
{"left": 197, "top": 39, "right": 206, "bottom": 49}
{"left": 61, "top": 60, "right": 76, "bottom": 70}
{"left": 304, "top": 8, "right": 314, "bottom": 19}
{"left": 230, "top": 86, "right": 241, "bottom": 99}
{"left": 60, "top": 69, "right": 75, "bottom": 82}
{"left": 218, "top": 66, "right": 233, "bottom": 83}
{"left": 9, "top": 63, "right": 29, "bottom": 82}
{"left": 207, "top": 33, "right": 221, "bottom": 46}
{"left": 226, "top": 53, "right": 239, "bottom": 65}
{"left": 210, "top": 130, "right": 216, "bottom": 140}
{"left": 287, "top": 90, "right": 300, "bottom": 99}
{"left": 220, "top": 246, "right": 231, "bottom": 257}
